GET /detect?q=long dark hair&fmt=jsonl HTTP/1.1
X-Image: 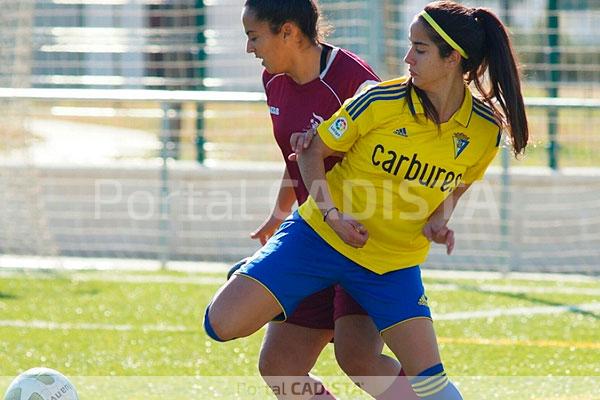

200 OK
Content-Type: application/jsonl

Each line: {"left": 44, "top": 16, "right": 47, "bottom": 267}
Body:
{"left": 244, "top": 0, "right": 330, "bottom": 43}
{"left": 409, "top": 0, "right": 528, "bottom": 155}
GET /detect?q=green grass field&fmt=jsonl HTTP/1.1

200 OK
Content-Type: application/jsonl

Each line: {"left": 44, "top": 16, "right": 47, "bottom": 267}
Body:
{"left": 1, "top": 268, "right": 599, "bottom": 399}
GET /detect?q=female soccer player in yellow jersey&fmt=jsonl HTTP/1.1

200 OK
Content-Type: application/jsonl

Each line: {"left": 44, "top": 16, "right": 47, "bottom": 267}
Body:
{"left": 205, "top": 2, "right": 529, "bottom": 399}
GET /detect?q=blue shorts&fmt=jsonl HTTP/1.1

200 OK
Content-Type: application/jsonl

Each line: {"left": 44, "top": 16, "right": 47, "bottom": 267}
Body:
{"left": 236, "top": 212, "right": 431, "bottom": 332}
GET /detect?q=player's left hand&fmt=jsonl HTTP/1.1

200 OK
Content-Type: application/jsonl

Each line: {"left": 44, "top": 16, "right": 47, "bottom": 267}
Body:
{"left": 423, "top": 221, "right": 455, "bottom": 255}
{"left": 288, "top": 129, "right": 316, "bottom": 161}
{"left": 325, "top": 209, "right": 369, "bottom": 248}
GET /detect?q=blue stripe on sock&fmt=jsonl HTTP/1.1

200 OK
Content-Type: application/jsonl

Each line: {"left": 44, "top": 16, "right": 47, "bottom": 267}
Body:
{"left": 418, "top": 363, "right": 445, "bottom": 377}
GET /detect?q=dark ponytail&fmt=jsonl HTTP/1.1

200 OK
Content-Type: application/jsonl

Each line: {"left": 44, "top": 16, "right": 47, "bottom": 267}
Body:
{"left": 471, "top": 8, "right": 528, "bottom": 155}
{"left": 413, "top": 1, "right": 529, "bottom": 155}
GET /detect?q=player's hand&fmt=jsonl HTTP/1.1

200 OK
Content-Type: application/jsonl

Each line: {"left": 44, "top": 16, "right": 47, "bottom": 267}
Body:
{"left": 288, "top": 129, "right": 316, "bottom": 161}
{"left": 325, "top": 209, "right": 369, "bottom": 248}
{"left": 250, "top": 215, "right": 282, "bottom": 245}
{"left": 423, "top": 220, "right": 455, "bottom": 255}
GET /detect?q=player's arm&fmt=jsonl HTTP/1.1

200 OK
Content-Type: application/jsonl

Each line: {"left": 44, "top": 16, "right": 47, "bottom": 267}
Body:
{"left": 295, "top": 134, "right": 368, "bottom": 248}
{"left": 250, "top": 167, "right": 297, "bottom": 245}
{"left": 423, "top": 183, "right": 471, "bottom": 255}
{"left": 427, "top": 127, "right": 501, "bottom": 253}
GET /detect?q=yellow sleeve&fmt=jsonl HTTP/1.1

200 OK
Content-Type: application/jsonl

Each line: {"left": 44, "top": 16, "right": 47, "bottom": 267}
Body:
{"left": 462, "top": 129, "right": 501, "bottom": 184}
{"left": 316, "top": 91, "right": 376, "bottom": 153}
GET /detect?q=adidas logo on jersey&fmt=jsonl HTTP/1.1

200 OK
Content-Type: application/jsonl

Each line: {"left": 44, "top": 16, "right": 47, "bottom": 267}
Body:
{"left": 269, "top": 106, "right": 280, "bottom": 115}
{"left": 418, "top": 294, "right": 429, "bottom": 307}
{"left": 393, "top": 127, "right": 408, "bottom": 137}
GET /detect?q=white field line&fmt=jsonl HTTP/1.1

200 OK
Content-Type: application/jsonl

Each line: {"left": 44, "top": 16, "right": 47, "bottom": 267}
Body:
{"left": 0, "top": 255, "right": 230, "bottom": 274}
{"left": 1, "top": 302, "right": 598, "bottom": 334}
{"left": 1, "top": 270, "right": 598, "bottom": 296}
{"left": 434, "top": 302, "right": 600, "bottom": 321}
{"left": 0, "top": 320, "right": 190, "bottom": 332}
{"left": 436, "top": 336, "right": 600, "bottom": 350}
{"left": 422, "top": 269, "right": 600, "bottom": 283}
{"left": 70, "top": 274, "right": 225, "bottom": 286}
{"left": 0, "top": 270, "right": 225, "bottom": 285}
{"left": 427, "top": 283, "right": 600, "bottom": 297}
{"left": 0, "top": 255, "right": 598, "bottom": 283}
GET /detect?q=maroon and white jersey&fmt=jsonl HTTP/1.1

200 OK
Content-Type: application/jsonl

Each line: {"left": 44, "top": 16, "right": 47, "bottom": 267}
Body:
{"left": 263, "top": 45, "right": 380, "bottom": 204}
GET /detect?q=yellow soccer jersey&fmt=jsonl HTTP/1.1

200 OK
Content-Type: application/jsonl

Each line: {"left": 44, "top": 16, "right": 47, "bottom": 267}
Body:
{"left": 298, "top": 77, "right": 501, "bottom": 274}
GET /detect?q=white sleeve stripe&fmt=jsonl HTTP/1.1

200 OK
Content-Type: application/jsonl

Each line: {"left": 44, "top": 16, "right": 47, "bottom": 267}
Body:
{"left": 320, "top": 79, "right": 342, "bottom": 106}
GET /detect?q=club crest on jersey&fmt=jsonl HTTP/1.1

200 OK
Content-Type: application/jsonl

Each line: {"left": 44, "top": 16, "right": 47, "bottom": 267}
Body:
{"left": 393, "top": 127, "right": 408, "bottom": 137}
{"left": 453, "top": 132, "right": 470, "bottom": 159}
{"left": 328, "top": 117, "right": 348, "bottom": 139}
{"left": 269, "top": 106, "right": 280, "bottom": 115}
{"left": 309, "top": 113, "right": 325, "bottom": 130}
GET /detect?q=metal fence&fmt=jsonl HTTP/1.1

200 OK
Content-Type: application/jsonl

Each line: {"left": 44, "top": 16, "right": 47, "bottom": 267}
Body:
{"left": 2, "top": 0, "right": 599, "bottom": 92}
{"left": 1, "top": 1, "right": 599, "bottom": 270}
{"left": 0, "top": 89, "right": 599, "bottom": 273}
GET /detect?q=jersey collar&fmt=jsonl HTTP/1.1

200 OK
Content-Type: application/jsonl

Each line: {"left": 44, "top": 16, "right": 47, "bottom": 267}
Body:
{"left": 409, "top": 84, "right": 473, "bottom": 127}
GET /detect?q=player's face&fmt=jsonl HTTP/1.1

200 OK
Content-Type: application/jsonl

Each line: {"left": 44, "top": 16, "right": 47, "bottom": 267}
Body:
{"left": 242, "top": 7, "right": 289, "bottom": 74}
{"left": 404, "top": 20, "right": 454, "bottom": 91}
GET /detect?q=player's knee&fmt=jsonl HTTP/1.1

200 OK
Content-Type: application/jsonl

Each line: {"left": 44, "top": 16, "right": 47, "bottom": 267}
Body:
{"left": 258, "top": 351, "right": 279, "bottom": 377}
{"left": 408, "top": 363, "right": 462, "bottom": 400}
{"left": 203, "top": 304, "right": 236, "bottom": 342}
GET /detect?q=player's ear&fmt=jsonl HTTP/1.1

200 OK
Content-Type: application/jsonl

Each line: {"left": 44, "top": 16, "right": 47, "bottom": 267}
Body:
{"left": 447, "top": 50, "right": 462, "bottom": 68}
{"left": 281, "top": 21, "right": 302, "bottom": 40}
{"left": 280, "top": 21, "right": 294, "bottom": 40}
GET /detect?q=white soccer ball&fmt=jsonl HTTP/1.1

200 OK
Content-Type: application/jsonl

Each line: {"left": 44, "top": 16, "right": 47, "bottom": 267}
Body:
{"left": 3, "top": 367, "right": 79, "bottom": 400}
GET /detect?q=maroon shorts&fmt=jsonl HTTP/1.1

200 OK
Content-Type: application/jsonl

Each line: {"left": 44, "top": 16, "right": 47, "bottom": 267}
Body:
{"left": 285, "top": 284, "right": 368, "bottom": 330}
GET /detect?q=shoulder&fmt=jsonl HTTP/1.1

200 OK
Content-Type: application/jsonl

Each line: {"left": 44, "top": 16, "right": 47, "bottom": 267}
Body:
{"left": 471, "top": 97, "right": 501, "bottom": 128}
{"left": 470, "top": 96, "right": 502, "bottom": 147}
{"left": 332, "top": 48, "right": 378, "bottom": 77}
{"left": 322, "top": 46, "right": 379, "bottom": 93}
{"left": 344, "top": 77, "right": 409, "bottom": 120}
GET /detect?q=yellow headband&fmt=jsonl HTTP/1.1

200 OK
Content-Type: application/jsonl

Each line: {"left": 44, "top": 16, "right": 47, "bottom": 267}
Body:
{"left": 419, "top": 10, "right": 469, "bottom": 59}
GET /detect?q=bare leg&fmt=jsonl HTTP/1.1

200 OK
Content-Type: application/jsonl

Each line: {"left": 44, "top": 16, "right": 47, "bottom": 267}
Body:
{"left": 259, "top": 322, "right": 334, "bottom": 400}
{"left": 335, "top": 315, "right": 412, "bottom": 398}
{"left": 206, "top": 275, "right": 283, "bottom": 341}
{"left": 380, "top": 318, "right": 441, "bottom": 377}
{"left": 381, "top": 318, "right": 462, "bottom": 399}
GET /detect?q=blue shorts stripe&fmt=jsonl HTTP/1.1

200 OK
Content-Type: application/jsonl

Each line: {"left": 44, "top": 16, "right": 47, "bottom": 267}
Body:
{"left": 203, "top": 306, "right": 225, "bottom": 342}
